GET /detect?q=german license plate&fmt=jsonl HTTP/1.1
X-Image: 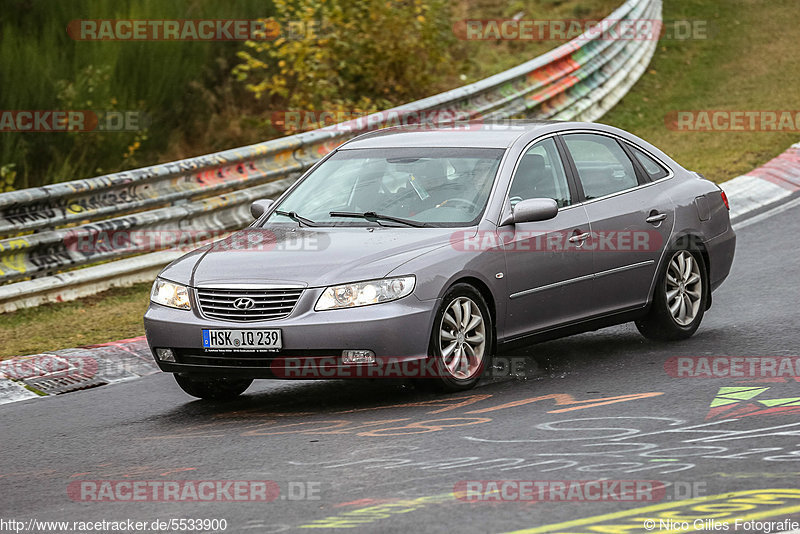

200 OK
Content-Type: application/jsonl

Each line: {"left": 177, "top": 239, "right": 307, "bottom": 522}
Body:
{"left": 202, "top": 329, "right": 282, "bottom": 351}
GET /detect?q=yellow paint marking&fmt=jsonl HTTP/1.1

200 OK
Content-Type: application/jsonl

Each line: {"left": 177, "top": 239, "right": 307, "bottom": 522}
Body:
{"left": 0, "top": 237, "right": 29, "bottom": 274}
{"left": 300, "top": 491, "right": 468, "bottom": 529}
{"left": 504, "top": 489, "right": 800, "bottom": 533}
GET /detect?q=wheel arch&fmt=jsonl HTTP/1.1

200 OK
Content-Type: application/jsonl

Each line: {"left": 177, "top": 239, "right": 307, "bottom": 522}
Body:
{"left": 658, "top": 231, "right": 713, "bottom": 310}
{"left": 439, "top": 275, "right": 498, "bottom": 351}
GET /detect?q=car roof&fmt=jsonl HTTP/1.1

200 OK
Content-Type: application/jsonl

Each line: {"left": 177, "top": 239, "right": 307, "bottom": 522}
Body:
{"left": 340, "top": 120, "right": 587, "bottom": 149}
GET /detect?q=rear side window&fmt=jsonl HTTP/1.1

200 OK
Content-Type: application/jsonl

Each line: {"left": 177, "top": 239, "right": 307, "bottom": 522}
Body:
{"left": 562, "top": 133, "right": 639, "bottom": 200}
{"left": 629, "top": 145, "right": 669, "bottom": 180}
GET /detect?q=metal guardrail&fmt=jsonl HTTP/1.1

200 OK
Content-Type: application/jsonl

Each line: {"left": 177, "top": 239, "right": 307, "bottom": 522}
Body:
{"left": 0, "top": 0, "right": 661, "bottom": 312}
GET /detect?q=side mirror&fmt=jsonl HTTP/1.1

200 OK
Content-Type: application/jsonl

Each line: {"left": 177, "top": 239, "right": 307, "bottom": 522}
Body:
{"left": 511, "top": 198, "right": 558, "bottom": 224}
{"left": 250, "top": 199, "right": 275, "bottom": 219}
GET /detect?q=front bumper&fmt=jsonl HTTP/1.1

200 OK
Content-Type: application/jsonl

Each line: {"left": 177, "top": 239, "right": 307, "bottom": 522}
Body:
{"left": 143, "top": 287, "right": 438, "bottom": 379}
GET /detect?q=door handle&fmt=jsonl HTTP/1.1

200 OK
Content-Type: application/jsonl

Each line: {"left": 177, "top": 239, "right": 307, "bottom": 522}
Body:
{"left": 646, "top": 213, "right": 667, "bottom": 224}
{"left": 568, "top": 232, "right": 590, "bottom": 244}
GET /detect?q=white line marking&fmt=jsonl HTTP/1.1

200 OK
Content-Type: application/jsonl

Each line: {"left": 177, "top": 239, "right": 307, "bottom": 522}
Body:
{"left": 733, "top": 195, "right": 800, "bottom": 230}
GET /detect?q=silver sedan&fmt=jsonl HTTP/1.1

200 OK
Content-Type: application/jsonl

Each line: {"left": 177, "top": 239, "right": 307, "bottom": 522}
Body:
{"left": 144, "top": 121, "right": 736, "bottom": 399}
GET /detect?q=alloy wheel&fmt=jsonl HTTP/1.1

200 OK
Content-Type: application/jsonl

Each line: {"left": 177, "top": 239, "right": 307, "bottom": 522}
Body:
{"left": 439, "top": 296, "right": 486, "bottom": 379}
{"left": 666, "top": 250, "right": 703, "bottom": 326}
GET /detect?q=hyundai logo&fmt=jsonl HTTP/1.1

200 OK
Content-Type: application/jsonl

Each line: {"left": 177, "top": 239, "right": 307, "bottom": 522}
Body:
{"left": 233, "top": 297, "right": 256, "bottom": 310}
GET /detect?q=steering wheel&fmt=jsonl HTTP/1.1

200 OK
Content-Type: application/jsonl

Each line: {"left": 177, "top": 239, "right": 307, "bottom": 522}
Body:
{"left": 509, "top": 196, "right": 524, "bottom": 207}
{"left": 438, "top": 197, "right": 479, "bottom": 210}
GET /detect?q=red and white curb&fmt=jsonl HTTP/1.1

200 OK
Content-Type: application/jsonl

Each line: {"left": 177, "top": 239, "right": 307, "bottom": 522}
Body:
{"left": 722, "top": 142, "right": 800, "bottom": 221}
{"left": 2, "top": 143, "right": 800, "bottom": 406}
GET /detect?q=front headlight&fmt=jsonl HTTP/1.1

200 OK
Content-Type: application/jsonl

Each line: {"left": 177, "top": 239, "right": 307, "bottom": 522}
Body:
{"left": 315, "top": 276, "right": 415, "bottom": 311}
{"left": 150, "top": 278, "right": 191, "bottom": 310}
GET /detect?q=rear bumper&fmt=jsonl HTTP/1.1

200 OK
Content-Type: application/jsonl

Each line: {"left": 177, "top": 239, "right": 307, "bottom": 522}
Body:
{"left": 705, "top": 225, "right": 736, "bottom": 291}
{"left": 143, "top": 290, "right": 437, "bottom": 379}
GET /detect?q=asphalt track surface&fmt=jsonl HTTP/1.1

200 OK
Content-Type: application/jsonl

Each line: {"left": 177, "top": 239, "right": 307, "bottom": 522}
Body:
{"left": 2, "top": 202, "right": 800, "bottom": 534}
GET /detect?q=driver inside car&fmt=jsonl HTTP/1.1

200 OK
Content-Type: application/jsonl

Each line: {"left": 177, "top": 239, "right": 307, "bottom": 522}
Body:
{"left": 409, "top": 159, "right": 450, "bottom": 207}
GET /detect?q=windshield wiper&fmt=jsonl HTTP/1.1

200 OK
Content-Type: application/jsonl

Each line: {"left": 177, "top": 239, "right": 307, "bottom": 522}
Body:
{"left": 329, "top": 211, "right": 429, "bottom": 228}
{"left": 274, "top": 210, "right": 318, "bottom": 227}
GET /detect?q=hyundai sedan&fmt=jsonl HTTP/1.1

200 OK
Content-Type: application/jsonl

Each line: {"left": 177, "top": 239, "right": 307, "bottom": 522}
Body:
{"left": 144, "top": 121, "right": 736, "bottom": 399}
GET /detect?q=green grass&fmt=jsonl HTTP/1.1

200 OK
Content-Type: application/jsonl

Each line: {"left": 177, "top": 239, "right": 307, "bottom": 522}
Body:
{"left": 601, "top": 0, "right": 800, "bottom": 182}
{"left": 0, "top": 283, "right": 151, "bottom": 358}
{"left": 454, "top": 0, "right": 623, "bottom": 81}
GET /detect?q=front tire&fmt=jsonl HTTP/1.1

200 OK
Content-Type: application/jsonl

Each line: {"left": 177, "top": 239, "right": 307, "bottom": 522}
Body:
{"left": 636, "top": 248, "right": 707, "bottom": 341}
{"left": 174, "top": 374, "right": 253, "bottom": 400}
{"left": 422, "top": 284, "right": 494, "bottom": 392}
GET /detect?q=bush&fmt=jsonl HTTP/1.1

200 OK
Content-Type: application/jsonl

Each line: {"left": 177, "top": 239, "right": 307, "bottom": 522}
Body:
{"left": 233, "top": 0, "right": 459, "bottom": 131}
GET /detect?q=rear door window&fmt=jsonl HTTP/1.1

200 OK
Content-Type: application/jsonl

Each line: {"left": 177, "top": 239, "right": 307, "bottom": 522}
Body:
{"left": 562, "top": 133, "right": 640, "bottom": 200}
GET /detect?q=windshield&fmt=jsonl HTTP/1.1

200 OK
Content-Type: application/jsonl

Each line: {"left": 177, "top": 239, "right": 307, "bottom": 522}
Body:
{"left": 265, "top": 147, "right": 505, "bottom": 227}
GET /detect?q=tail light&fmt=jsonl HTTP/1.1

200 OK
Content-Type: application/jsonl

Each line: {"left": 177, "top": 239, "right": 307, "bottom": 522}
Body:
{"left": 720, "top": 190, "right": 730, "bottom": 210}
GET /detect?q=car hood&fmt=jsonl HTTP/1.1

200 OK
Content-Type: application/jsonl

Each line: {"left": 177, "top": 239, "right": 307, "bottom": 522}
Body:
{"left": 158, "top": 224, "right": 474, "bottom": 288}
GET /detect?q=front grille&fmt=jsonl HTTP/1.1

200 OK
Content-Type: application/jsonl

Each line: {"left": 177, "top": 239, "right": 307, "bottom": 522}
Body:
{"left": 196, "top": 287, "right": 304, "bottom": 322}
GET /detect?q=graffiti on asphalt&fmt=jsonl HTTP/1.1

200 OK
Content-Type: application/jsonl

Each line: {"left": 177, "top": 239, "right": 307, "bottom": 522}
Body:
{"left": 705, "top": 386, "right": 800, "bottom": 420}
{"left": 137, "top": 391, "right": 664, "bottom": 441}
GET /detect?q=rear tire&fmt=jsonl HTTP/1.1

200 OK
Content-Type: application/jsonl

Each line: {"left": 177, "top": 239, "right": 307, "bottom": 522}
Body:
{"left": 636, "top": 248, "right": 707, "bottom": 341}
{"left": 419, "top": 283, "right": 494, "bottom": 392}
{"left": 174, "top": 374, "right": 253, "bottom": 400}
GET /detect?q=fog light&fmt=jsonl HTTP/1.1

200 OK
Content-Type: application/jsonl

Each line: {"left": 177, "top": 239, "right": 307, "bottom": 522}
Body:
{"left": 342, "top": 350, "right": 375, "bottom": 364}
{"left": 156, "top": 348, "right": 176, "bottom": 362}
